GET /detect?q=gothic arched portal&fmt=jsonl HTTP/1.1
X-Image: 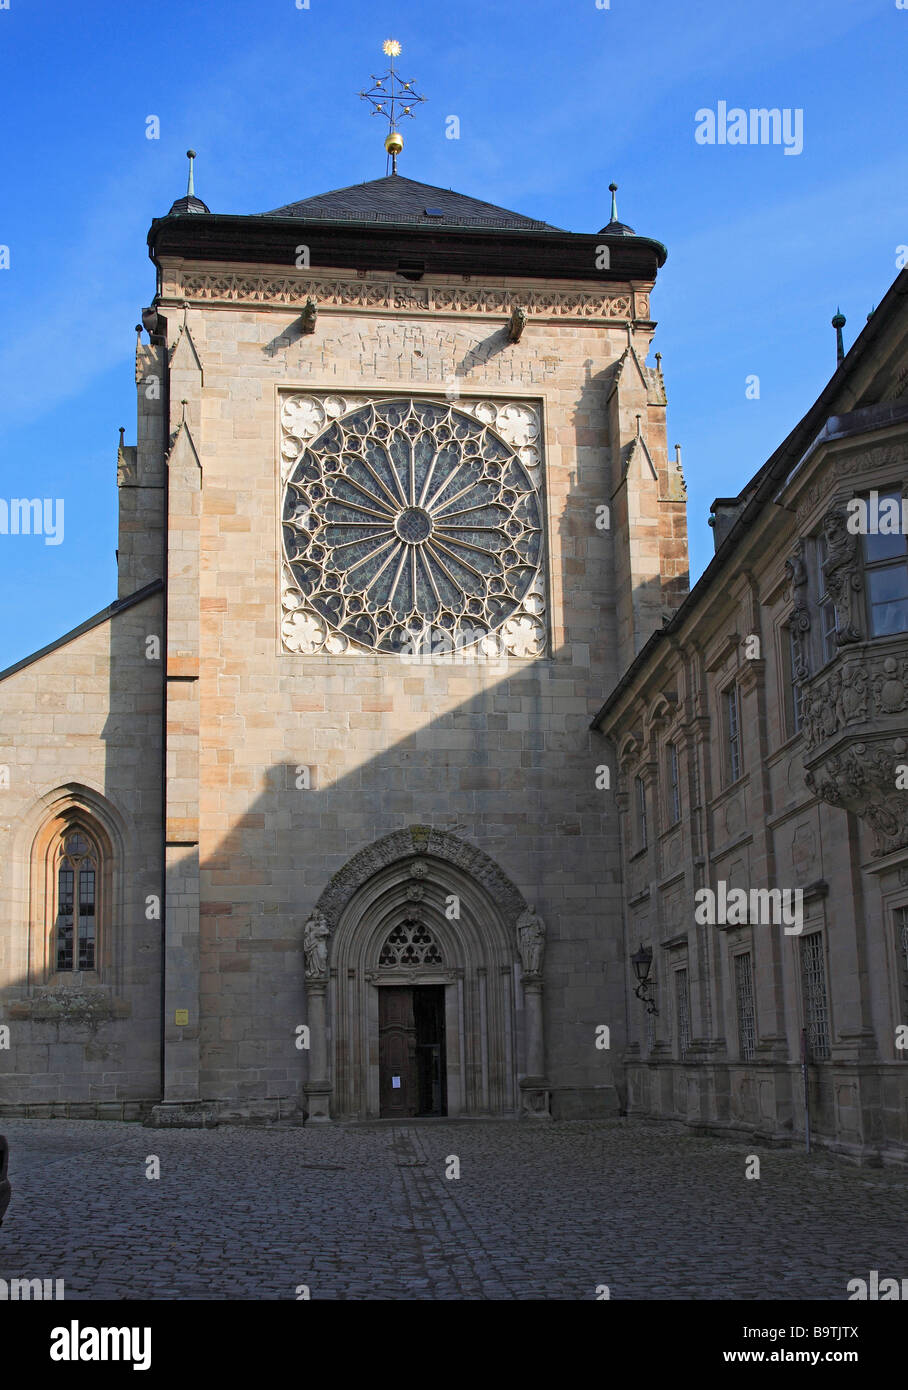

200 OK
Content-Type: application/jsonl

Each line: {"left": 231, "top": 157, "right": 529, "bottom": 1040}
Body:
{"left": 306, "top": 828, "right": 543, "bottom": 1120}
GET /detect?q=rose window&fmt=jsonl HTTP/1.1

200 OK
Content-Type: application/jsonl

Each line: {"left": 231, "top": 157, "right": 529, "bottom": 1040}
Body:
{"left": 281, "top": 397, "right": 545, "bottom": 656}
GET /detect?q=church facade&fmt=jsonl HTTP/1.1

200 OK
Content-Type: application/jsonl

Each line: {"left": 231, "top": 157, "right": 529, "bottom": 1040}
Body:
{"left": 0, "top": 166, "right": 687, "bottom": 1125}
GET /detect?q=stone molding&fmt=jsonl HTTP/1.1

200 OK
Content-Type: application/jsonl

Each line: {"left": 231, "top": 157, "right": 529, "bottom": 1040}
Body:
{"left": 313, "top": 825, "right": 527, "bottom": 929}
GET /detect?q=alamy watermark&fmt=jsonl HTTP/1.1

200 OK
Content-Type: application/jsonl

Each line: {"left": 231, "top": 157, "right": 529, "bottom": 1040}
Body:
{"left": 399, "top": 625, "right": 508, "bottom": 672}
{"left": 695, "top": 102, "right": 804, "bottom": 156}
{"left": 845, "top": 491, "right": 908, "bottom": 535}
{"left": 0, "top": 498, "right": 64, "bottom": 545}
{"left": 695, "top": 882, "right": 804, "bottom": 934}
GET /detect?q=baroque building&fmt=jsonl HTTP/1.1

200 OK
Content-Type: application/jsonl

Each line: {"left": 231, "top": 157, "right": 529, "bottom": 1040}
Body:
{"left": 0, "top": 155, "right": 688, "bottom": 1125}
{"left": 594, "top": 269, "right": 908, "bottom": 1164}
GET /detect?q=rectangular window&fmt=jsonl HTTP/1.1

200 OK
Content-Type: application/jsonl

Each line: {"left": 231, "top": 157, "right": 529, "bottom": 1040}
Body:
{"left": 635, "top": 775, "right": 648, "bottom": 851}
{"left": 782, "top": 623, "right": 802, "bottom": 736}
{"left": 734, "top": 952, "right": 756, "bottom": 1061}
{"left": 674, "top": 967, "right": 691, "bottom": 1057}
{"left": 724, "top": 684, "right": 742, "bottom": 783}
{"left": 667, "top": 743, "right": 681, "bottom": 825}
{"left": 800, "top": 932, "right": 831, "bottom": 1061}
{"left": 864, "top": 497, "right": 908, "bottom": 636}
{"left": 816, "top": 536, "right": 838, "bottom": 663}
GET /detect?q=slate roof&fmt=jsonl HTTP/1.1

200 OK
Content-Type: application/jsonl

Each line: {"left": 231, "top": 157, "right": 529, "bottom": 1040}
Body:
{"left": 261, "top": 174, "right": 562, "bottom": 231}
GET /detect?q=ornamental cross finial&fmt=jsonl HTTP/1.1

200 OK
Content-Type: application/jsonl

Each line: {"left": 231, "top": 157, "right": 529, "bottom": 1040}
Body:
{"left": 357, "top": 39, "right": 426, "bottom": 175}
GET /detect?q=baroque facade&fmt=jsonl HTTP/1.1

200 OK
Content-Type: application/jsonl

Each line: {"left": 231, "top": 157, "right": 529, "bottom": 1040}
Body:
{"left": 594, "top": 269, "right": 908, "bottom": 1164}
{"left": 0, "top": 170, "right": 687, "bottom": 1125}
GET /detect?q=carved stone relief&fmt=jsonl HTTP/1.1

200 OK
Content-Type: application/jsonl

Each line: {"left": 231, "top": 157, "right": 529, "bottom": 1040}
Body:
{"left": 805, "top": 738, "right": 908, "bottom": 857}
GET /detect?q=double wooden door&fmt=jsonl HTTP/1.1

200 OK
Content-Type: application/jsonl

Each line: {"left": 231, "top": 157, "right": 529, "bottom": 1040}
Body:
{"left": 378, "top": 985, "right": 447, "bottom": 1118}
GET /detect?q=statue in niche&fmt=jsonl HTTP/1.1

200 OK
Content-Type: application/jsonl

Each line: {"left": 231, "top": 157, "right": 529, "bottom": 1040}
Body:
{"left": 303, "top": 910, "right": 331, "bottom": 980}
{"left": 516, "top": 905, "right": 546, "bottom": 975}
{"left": 822, "top": 508, "right": 862, "bottom": 644}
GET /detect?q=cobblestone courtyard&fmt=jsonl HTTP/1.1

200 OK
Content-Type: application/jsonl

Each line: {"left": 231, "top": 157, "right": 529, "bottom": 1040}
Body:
{"left": 1, "top": 1117, "right": 906, "bottom": 1300}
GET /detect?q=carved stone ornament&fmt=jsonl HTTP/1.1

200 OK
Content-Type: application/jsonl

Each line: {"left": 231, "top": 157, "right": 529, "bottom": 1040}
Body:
{"left": 821, "top": 507, "right": 863, "bottom": 645}
{"left": 303, "top": 910, "right": 331, "bottom": 980}
{"left": 516, "top": 905, "right": 546, "bottom": 975}
{"left": 799, "top": 652, "right": 908, "bottom": 751}
{"left": 280, "top": 395, "right": 546, "bottom": 659}
{"left": 176, "top": 270, "right": 636, "bottom": 323}
{"left": 784, "top": 539, "right": 812, "bottom": 682}
{"left": 805, "top": 738, "right": 908, "bottom": 857}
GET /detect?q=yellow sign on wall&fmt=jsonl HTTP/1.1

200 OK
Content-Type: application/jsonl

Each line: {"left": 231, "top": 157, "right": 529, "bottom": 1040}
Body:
{"left": 174, "top": 1009, "right": 189, "bottom": 1026}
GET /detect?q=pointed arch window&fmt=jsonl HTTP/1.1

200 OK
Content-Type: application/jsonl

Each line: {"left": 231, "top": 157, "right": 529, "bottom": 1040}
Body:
{"left": 54, "top": 829, "right": 99, "bottom": 972}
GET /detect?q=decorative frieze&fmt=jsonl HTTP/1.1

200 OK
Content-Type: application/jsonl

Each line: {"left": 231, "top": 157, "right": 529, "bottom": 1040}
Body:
{"left": 171, "top": 270, "right": 642, "bottom": 322}
{"left": 800, "top": 652, "right": 908, "bottom": 750}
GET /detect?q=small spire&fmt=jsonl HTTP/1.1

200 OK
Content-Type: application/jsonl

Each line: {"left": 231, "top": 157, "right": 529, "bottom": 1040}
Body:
{"left": 167, "top": 149, "right": 209, "bottom": 216}
{"left": 118, "top": 426, "right": 125, "bottom": 448}
{"left": 598, "top": 182, "right": 635, "bottom": 236}
{"left": 832, "top": 306, "right": 847, "bottom": 365}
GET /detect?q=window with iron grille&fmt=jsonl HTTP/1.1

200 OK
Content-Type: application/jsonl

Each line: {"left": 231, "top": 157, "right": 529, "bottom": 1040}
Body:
{"left": 674, "top": 967, "right": 691, "bottom": 1057}
{"left": 724, "top": 684, "right": 742, "bottom": 784}
{"left": 635, "top": 775, "right": 648, "bottom": 851}
{"left": 863, "top": 494, "right": 908, "bottom": 637}
{"left": 667, "top": 743, "right": 681, "bottom": 825}
{"left": 734, "top": 951, "right": 756, "bottom": 1061}
{"left": 799, "top": 931, "right": 831, "bottom": 1060}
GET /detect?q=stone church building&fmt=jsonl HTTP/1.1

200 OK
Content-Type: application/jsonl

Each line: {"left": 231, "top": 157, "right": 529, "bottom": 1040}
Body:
{"left": 0, "top": 147, "right": 904, "bottom": 1161}
{"left": 0, "top": 160, "right": 686, "bottom": 1128}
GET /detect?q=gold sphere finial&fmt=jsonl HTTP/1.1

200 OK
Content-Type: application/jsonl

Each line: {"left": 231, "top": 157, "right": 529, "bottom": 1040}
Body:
{"left": 383, "top": 38, "right": 401, "bottom": 57}
{"left": 384, "top": 130, "right": 404, "bottom": 156}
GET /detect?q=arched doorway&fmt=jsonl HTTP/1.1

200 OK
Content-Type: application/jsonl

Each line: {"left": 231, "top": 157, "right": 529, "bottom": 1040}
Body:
{"left": 305, "top": 828, "right": 540, "bottom": 1120}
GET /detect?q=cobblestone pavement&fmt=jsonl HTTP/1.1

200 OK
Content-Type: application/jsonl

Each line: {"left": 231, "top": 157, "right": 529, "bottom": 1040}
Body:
{"left": 1, "top": 1117, "right": 906, "bottom": 1300}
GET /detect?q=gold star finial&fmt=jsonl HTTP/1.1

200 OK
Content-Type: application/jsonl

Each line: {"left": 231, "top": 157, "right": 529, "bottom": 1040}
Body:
{"left": 358, "top": 39, "right": 426, "bottom": 174}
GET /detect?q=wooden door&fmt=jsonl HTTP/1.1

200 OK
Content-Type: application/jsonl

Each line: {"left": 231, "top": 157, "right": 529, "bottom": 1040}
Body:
{"left": 379, "top": 987, "right": 416, "bottom": 1118}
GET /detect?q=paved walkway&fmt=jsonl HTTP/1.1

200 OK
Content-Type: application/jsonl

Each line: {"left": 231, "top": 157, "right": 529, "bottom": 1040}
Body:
{"left": 1, "top": 1117, "right": 905, "bottom": 1299}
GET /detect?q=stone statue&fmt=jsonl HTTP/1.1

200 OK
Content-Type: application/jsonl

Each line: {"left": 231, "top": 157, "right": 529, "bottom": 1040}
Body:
{"left": 303, "top": 910, "right": 331, "bottom": 980}
{"left": 822, "top": 508, "right": 862, "bottom": 644}
{"left": 516, "top": 905, "right": 546, "bottom": 975}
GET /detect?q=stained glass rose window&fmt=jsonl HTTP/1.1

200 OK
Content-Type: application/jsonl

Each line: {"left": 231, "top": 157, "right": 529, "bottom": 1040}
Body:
{"left": 281, "top": 397, "right": 545, "bottom": 656}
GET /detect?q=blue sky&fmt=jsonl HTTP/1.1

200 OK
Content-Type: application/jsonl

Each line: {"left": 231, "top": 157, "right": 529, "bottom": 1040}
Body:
{"left": 0, "top": 0, "right": 905, "bottom": 670}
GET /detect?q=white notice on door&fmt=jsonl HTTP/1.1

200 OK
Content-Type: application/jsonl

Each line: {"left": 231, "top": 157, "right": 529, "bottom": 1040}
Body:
{"left": 392, "top": 1076, "right": 401, "bottom": 1089}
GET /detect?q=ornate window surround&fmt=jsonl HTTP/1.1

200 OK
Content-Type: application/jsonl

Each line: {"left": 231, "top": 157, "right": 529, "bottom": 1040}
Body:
{"left": 278, "top": 391, "right": 549, "bottom": 662}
